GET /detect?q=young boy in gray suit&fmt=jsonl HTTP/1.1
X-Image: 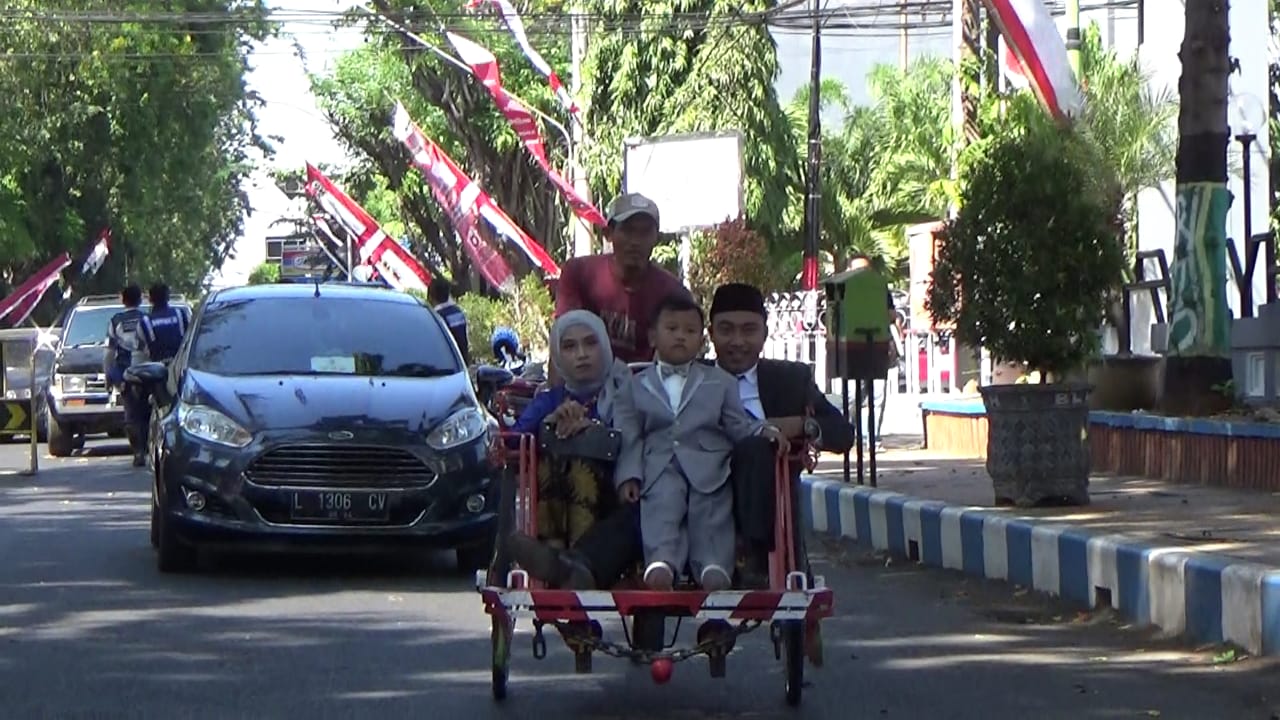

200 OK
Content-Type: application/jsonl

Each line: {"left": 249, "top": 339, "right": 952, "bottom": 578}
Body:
{"left": 615, "top": 295, "right": 786, "bottom": 592}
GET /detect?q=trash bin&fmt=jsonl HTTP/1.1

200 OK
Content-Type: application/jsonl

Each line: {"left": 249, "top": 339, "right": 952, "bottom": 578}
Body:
{"left": 822, "top": 267, "right": 893, "bottom": 382}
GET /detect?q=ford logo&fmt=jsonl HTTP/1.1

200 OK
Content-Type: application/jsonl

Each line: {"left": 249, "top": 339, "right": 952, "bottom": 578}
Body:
{"left": 327, "top": 430, "right": 354, "bottom": 441}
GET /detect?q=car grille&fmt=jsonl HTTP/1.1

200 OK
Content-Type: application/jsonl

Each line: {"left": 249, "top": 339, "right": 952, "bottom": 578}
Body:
{"left": 85, "top": 375, "right": 108, "bottom": 392}
{"left": 244, "top": 445, "right": 437, "bottom": 489}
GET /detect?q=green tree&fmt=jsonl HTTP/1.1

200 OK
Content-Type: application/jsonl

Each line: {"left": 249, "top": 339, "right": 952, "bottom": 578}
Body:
{"left": 310, "top": 0, "right": 575, "bottom": 288}
{"left": 577, "top": 0, "right": 798, "bottom": 242}
{"left": 0, "top": 1, "right": 273, "bottom": 311}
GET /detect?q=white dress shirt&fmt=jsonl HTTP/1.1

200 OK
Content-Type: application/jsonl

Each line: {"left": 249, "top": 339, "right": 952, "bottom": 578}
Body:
{"left": 731, "top": 364, "right": 766, "bottom": 420}
{"left": 658, "top": 362, "right": 689, "bottom": 411}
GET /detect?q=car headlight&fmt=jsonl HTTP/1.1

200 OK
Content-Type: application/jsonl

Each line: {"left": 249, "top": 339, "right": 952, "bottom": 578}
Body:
{"left": 177, "top": 404, "right": 253, "bottom": 448}
{"left": 426, "top": 407, "right": 488, "bottom": 450}
{"left": 59, "top": 375, "right": 86, "bottom": 393}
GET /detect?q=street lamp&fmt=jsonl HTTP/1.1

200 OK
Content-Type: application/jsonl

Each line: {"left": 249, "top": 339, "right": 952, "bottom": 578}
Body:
{"left": 1230, "top": 91, "right": 1268, "bottom": 312}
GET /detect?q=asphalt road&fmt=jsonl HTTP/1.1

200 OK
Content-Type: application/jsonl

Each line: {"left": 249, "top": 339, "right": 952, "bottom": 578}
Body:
{"left": 0, "top": 439, "right": 1277, "bottom": 719}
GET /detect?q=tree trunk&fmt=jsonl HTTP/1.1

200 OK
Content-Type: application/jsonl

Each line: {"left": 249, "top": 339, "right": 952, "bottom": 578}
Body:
{"left": 1161, "top": 0, "right": 1234, "bottom": 416}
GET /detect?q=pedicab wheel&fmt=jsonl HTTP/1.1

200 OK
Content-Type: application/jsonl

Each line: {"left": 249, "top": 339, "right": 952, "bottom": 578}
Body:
{"left": 491, "top": 617, "right": 512, "bottom": 701}
{"left": 782, "top": 620, "right": 804, "bottom": 706}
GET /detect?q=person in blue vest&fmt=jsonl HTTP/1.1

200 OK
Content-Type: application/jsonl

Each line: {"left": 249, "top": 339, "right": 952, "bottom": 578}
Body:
{"left": 429, "top": 277, "right": 470, "bottom": 364}
{"left": 105, "top": 285, "right": 147, "bottom": 461}
{"left": 130, "top": 284, "right": 190, "bottom": 466}
{"left": 105, "top": 284, "right": 145, "bottom": 386}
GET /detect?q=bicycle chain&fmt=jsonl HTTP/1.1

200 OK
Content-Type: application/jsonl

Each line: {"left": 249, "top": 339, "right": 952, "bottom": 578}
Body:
{"left": 551, "top": 619, "right": 764, "bottom": 664}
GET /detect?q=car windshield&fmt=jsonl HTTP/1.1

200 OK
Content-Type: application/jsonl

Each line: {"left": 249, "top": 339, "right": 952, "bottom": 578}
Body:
{"left": 62, "top": 307, "right": 126, "bottom": 348}
{"left": 188, "top": 296, "right": 462, "bottom": 378}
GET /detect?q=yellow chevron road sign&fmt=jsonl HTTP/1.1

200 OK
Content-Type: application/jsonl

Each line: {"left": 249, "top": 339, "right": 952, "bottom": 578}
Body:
{"left": 0, "top": 400, "right": 30, "bottom": 434}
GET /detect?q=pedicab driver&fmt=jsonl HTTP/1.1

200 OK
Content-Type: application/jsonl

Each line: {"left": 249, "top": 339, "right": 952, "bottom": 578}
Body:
{"left": 553, "top": 193, "right": 691, "bottom": 364}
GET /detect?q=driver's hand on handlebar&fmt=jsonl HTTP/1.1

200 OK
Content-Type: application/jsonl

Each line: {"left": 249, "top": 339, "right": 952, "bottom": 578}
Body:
{"left": 760, "top": 424, "right": 789, "bottom": 457}
{"left": 617, "top": 479, "right": 641, "bottom": 503}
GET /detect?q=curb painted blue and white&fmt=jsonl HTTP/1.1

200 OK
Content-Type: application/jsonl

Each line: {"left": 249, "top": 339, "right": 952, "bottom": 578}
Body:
{"left": 800, "top": 476, "right": 1280, "bottom": 656}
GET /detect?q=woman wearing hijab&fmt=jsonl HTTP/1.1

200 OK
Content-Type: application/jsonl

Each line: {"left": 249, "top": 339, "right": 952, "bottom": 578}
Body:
{"left": 510, "top": 310, "right": 635, "bottom": 549}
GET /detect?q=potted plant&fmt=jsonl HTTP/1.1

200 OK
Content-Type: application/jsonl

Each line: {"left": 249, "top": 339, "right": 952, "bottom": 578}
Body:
{"left": 927, "top": 115, "right": 1126, "bottom": 507}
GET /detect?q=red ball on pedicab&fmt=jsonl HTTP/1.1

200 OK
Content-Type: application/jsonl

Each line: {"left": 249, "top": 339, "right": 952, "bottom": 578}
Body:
{"left": 650, "top": 657, "right": 674, "bottom": 684}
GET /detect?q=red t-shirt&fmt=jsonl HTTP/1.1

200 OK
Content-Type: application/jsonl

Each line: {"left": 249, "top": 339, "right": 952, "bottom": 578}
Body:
{"left": 554, "top": 255, "right": 691, "bottom": 363}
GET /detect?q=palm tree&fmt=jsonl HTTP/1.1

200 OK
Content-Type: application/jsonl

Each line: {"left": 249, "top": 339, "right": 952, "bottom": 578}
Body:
{"left": 782, "top": 81, "right": 917, "bottom": 280}
{"left": 1076, "top": 23, "right": 1177, "bottom": 256}
{"left": 865, "top": 58, "right": 956, "bottom": 219}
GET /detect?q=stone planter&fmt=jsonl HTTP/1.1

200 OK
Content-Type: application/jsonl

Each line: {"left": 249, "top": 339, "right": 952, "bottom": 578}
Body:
{"left": 1086, "top": 355, "right": 1163, "bottom": 411}
{"left": 979, "top": 383, "right": 1092, "bottom": 507}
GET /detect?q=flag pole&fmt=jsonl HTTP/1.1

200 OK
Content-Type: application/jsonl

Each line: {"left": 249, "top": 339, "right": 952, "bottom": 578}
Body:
{"left": 801, "top": 0, "right": 822, "bottom": 291}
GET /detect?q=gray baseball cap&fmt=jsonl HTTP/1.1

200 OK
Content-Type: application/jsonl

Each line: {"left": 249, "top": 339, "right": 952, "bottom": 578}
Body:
{"left": 606, "top": 193, "right": 661, "bottom": 226}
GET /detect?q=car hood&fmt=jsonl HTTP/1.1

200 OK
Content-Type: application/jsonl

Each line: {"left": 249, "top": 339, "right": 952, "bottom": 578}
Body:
{"left": 55, "top": 345, "right": 107, "bottom": 375}
{"left": 184, "top": 369, "right": 477, "bottom": 435}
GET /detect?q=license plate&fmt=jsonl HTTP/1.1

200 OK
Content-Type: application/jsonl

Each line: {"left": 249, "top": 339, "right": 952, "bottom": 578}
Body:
{"left": 65, "top": 399, "right": 85, "bottom": 407}
{"left": 290, "top": 491, "right": 390, "bottom": 522}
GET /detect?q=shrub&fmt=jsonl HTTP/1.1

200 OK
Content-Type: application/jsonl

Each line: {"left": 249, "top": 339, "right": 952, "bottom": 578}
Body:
{"left": 926, "top": 119, "right": 1125, "bottom": 380}
{"left": 247, "top": 262, "right": 280, "bottom": 285}
{"left": 687, "top": 218, "right": 781, "bottom": 307}
{"left": 450, "top": 274, "right": 554, "bottom": 362}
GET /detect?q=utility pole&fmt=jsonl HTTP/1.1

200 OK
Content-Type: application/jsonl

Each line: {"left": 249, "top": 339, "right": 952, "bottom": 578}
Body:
{"left": 569, "top": 3, "right": 594, "bottom": 258}
{"left": 898, "top": 10, "right": 908, "bottom": 71}
{"left": 1065, "top": 0, "right": 1081, "bottom": 77}
{"left": 801, "top": 0, "right": 822, "bottom": 290}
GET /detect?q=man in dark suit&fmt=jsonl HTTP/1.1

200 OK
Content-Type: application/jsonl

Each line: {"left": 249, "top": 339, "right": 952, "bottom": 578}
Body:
{"left": 707, "top": 283, "right": 855, "bottom": 585}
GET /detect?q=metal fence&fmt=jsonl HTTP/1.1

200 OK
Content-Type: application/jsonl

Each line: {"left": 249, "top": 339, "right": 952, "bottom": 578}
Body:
{"left": 707, "top": 291, "right": 960, "bottom": 395}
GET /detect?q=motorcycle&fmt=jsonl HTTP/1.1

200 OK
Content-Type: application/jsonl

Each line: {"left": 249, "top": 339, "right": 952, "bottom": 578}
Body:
{"left": 473, "top": 327, "right": 544, "bottom": 429}
{"left": 123, "top": 361, "right": 171, "bottom": 466}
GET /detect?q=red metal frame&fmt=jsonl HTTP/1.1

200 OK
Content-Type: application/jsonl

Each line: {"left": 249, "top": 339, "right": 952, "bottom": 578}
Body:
{"left": 484, "top": 432, "right": 833, "bottom": 624}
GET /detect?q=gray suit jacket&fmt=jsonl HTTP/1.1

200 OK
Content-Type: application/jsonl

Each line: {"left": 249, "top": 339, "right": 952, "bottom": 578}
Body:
{"left": 614, "top": 362, "right": 762, "bottom": 495}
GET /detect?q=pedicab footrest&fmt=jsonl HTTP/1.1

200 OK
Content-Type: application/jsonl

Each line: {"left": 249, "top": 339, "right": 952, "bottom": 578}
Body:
{"left": 479, "top": 587, "right": 835, "bottom": 624}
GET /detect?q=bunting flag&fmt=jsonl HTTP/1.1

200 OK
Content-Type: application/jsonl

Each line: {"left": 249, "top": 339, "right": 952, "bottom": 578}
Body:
{"left": 446, "top": 31, "right": 607, "bottom": 228}
{"left": 0, "top": 253, "right": 74, "bottom": 327}
{"left": 998, "top": 36, "right": 1031, "bottom": 92}
{"left": 983, "top": 0, "right": 1083, "bottom": 121}
{"left": 63, "top": 228, "right": 112, "bottom": 300}
{"left": 464, "top": 0, "right": 580, "bottom": 119}
{"left": 392, "top": 102, "right": 559, "bottom": 288}
{"left": 303, "top": 164, "right": 432, "bottom": 293}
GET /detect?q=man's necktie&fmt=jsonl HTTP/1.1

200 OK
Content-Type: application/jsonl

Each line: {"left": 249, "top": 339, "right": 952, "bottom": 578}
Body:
{"left": 738, "top": 374, "right": 760, "bottom": 419}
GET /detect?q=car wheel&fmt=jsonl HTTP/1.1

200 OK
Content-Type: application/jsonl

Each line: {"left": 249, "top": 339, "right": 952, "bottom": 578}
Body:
{"left": 456, "top": 535, "right": 496, "bottom": 573}
{"left": 46, "top": 414, "right": 74, "bottom": 457}
{"left": 155, "top": 499, "right": 198, "bottom": 573}
{"left": 150, "top": 499, "right": 160, "bottom": 549}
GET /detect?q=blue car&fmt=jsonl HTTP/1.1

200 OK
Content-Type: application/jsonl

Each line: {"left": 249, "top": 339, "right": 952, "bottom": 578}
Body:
{"left": 147, "top": 282, "right": 501, "bottom": 573}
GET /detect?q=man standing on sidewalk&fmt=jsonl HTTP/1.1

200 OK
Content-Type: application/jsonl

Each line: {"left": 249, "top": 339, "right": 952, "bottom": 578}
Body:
{"left": 429, "top": 278, "right": 470, "bottom": 364}
{"left": 708, "top": 283, "right": 854, "bottom": 585}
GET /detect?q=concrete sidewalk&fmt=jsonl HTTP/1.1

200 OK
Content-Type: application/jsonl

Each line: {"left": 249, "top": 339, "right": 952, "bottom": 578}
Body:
{"left": 799, "top": 395, "right": 1280, "bottom": 658}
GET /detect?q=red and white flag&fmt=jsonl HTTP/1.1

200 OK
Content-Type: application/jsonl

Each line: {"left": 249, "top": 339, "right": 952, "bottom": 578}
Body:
{"left": 446, "top": 32, "right": 607, "bottom": 229}
{"left": 465, "top": 0, "right": 580, "bottom": 120}
{"left": 62, "top": 228, "right": 112, "bottom": 300}
{"left": 392, "top": 102, "right": 558, "bottom": 288}
{"left": 998, "top": 36, "right": 1031, "bottom": 91}
{"left": 80, "top": 229, "right": 111, "bottom": 277}
{"left": 0, "top": 253, "right": 73, "bottom": 326}
{"left": 304, "top": 164, "right": 432, "bottom": 293}
{"left": 984, "top": 0, "right": 1083, "bottom": 121}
